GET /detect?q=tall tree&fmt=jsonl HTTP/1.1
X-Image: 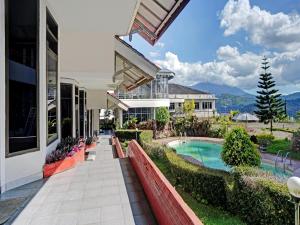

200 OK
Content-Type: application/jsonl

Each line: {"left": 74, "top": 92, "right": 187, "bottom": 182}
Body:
{"left": 255, "top": 57, "right": 284, "bottom": 133}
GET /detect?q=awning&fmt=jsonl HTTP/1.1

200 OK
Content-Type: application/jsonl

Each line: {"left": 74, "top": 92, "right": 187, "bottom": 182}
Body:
{"left": 107, "top": 93, "right": 129, "bottom": 111}
{"left": 114, "top": 37, "right": 160, "bottom": 91}
{"left": 131, "top": 0, "right": 190, "bottom": 45}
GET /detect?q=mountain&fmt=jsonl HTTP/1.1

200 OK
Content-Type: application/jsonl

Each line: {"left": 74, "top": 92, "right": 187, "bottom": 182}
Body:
{"left": 191, "top": 82, "right": 300, "bottom": 116}
{"left": 284, "top": 92, "right": 300, "bottom": 100}
{"left": 192, "top": 82, "right": 250, "bottom": 96}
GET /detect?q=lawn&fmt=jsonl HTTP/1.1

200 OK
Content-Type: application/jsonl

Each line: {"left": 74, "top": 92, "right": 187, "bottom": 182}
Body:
{"left": 265, "top": 139, "right": 300, "bottom": 160}
{"left": 153, "top": 158, "right": 245, "bottom": 225}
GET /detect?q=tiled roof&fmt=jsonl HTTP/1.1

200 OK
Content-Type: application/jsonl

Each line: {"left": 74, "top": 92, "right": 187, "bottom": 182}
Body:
{"left": 168, "top": 83, "right": 209, "bottom": 95}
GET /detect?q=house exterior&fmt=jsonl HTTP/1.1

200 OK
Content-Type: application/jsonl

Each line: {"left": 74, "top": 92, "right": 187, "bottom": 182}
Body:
{"left": 116, "top": 69, "right": 217, "bottom": 126}
{"left": 0, "top": 0, "right": 189, "bottom": 192}
{"left": 169, "top": 84, "right": 217, "bottom": 117}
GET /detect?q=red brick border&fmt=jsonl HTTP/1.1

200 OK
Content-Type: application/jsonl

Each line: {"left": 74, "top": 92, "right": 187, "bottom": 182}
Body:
{"left": 128, "top": 140, "right": 203, "bottom": 225}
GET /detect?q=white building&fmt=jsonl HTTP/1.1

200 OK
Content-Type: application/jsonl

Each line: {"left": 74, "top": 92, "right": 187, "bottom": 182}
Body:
{"left": 169, "top": 84, "right": 217, "bottom": 117}
{"left": 116, "top": 68, "right": 217, "bottom": 126}
{"left": 0, "top": 0, "right": 189, "bottom": 192}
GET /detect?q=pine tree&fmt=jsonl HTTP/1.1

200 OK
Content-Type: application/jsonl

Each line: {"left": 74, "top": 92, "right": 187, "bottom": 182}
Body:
{"left": 255, "top": 57, "right": 284, "bottom": 133}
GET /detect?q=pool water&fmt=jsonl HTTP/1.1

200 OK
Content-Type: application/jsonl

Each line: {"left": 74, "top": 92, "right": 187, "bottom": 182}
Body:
{"left": 172, "top": 140, "right": 291, "bottom": 178}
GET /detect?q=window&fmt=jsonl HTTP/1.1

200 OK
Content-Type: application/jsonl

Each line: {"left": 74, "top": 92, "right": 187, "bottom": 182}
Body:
{"left": 202, "top": 102, "right": 212, "bottom": 110}
{"left": 47, "top": 9, "right": 58, "bottom": 144}
{"left": 75, "top": 86, "right": 79, "bottom": 138}
{"left": 61, "top": 84, "right": 73, "bottom": 138}
{"left": 122, "top": 108, "right": 153, "bottom": 123}
{"left": 169, "top": 103, "right": 175, "bottom": 110}
{"left": 79, "top": 90, "right": 84, "bottom": 137}
{"left": 178, "top": 103, "right": 182, "bottom": 108}
{"left": 195, "top": 102, "right": 200, "bottom": 110}
{"left": 6, "top": 0, "right": 39, "bottom": 154}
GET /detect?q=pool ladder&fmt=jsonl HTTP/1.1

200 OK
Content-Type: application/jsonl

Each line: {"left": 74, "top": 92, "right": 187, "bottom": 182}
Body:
{"left": 275, "top": 151, "right": 292, "bottom": 173}
{"left": 197, "top": 148, "right": 204, "bottom": 166}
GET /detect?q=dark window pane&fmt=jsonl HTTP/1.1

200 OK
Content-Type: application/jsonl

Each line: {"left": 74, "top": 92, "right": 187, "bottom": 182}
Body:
{"left": 61, "top": 84, "right": 73, "bottom": 138}
{"left": 47, "top": 10, "right": 58, "bottom": 144}
{"left": 79, "top": 90, "right": 84, "bottom": 137}
{"left": 7, "top": 0, "right": 38, "bottom": 153}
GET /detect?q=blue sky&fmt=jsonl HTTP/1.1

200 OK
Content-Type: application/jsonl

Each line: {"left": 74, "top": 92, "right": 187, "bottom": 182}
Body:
{"left": 125, "top": 0, "right": 300, "bottom": 95}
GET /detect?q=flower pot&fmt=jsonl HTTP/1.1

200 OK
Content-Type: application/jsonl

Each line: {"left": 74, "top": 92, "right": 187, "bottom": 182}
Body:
{"left": 43, "top": 156, "right": 76, "bottom": 178}
{"left": 85, "top": 142, "right": 96, "bottom": 150}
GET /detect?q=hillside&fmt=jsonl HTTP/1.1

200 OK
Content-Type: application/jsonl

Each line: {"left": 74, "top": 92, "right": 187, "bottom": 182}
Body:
{"left": 191, "top": 82, "right": 300, "bottom": 116}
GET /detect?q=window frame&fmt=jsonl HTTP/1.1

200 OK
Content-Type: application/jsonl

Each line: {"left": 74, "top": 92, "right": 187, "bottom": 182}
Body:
{"left": 5, "top": 0, "right": 40, "bottom": 157}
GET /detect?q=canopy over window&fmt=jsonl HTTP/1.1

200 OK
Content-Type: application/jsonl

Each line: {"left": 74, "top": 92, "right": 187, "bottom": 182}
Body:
{"left": 131, "top": 0, "right": 190, "bottom": 45}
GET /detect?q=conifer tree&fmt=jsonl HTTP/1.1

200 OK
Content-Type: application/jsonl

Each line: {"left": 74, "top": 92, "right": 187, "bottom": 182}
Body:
{"left": 255, "top": 57, "right": 284, "bottom": 133}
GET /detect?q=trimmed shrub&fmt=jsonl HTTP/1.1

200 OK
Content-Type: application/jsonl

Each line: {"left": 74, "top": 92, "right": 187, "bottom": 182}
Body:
{"left": 256, "top": 133, "right": 275, "bottom": 146}
{"left": 115, "top": 129, "right": 142, "bottom": 142}
{"left": 222, "top": 127, "right": 261, "bottom": 167}
{"left": 230, "top": 167, "right": 293, "bottom": 225}
{"left": 138, "top": 130, "right": 293, "bottom": 225}
{"left": 165, "top": 149, "right": 231, "bottom": 208}
{"left": 155, "top": 107, "right": 170, "bottom": 126}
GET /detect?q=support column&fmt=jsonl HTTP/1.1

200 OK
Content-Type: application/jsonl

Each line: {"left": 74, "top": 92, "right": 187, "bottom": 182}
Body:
{"left": 0, "top": 0, "right": 6, "bottom": 193}
{"left": 118, "top": 109, "right": 123, "bottom": 128}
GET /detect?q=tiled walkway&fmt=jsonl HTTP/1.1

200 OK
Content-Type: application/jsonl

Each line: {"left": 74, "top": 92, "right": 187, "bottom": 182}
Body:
{"left": 2, "top": 136, "right": 156, "bottom": 225}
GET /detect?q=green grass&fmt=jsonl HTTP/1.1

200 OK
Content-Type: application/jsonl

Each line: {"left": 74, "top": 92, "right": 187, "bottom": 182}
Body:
{"left": 265, "top": 139, "right": 300, "bottom": 160}
{"left": 153, "top": 158, "right": 245, "bottom": 225}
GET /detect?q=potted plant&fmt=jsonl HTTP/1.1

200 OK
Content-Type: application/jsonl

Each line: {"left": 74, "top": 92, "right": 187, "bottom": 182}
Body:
{"left": 43, "top": 137, "right": 85, "bottom": 178}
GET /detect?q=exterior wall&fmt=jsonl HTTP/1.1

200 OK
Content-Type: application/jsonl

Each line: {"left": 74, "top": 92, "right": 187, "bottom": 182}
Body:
{"left": 1, "top": 0, "right": 61, "bottom": 192}
{"left": 122, "top": 99, "right": 170, "bottom": 108}
{"left": 128, "top": 140, "right": 203, "bottom": 225}
{"left": 169, "top": 95, "right": 217, "bottom": 118}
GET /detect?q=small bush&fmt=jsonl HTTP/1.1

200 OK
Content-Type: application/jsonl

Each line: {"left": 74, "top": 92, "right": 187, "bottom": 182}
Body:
{"left": 230, "top": 167, "right": 293, "bottom": 225}
{"left": 155, "top": 107, "right": 170, "bottom": 126}
{"left": 123, "top": 117, "right": 138, "bottom": 129}
{"left": 292, "top": 129, "right": 300, "bottom": 151}
{"left": 250, "top": 135, "right": 258, "bottom": 144}
{"left": 266, "top": 139, "right": 291, "bottom": 154}
{"left": 115, "top": 129, "right": 142, "bottom": 142}
{"left": 256, "top": 133, "right": 275, "bottom": 146}
{"left": 222, "top": 127, "right": 261, "bottom": 167}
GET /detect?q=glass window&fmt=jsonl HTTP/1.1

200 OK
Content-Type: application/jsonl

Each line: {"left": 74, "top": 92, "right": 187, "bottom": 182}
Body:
{"left": 61, "top": 84, "right": 73, "bottom": 138}
{"left": 195, "top": 102, "right": 200, "bottom": 110}
{"left": 7, "top": 0, "right": 39, "bottom": 154}
{"left": 75, "top": 86, "right": 79, "bottom": 138}
{"left": 47, "top": 10, "right": 58, "bottom": 144}
{"left": 169, "top": 103, "right": 175, "bottom": 110}
{"left": 202, "top": 102, "right": 212, "bottom": 110}
{"left": 79, "top": 90, "right": 84, "bottom": 137}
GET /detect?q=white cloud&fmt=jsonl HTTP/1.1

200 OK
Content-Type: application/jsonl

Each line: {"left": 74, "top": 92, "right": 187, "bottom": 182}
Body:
{"left": 149, "top": 51, "right": 161, "bottom": 58}
{"left": 220, "top": 0, "right": 300, "bottom": 51}
{"left": 156, "top": 42, "right": 165, "bottom": 48}
{"left": 155, "top": 46, "right": 300, "bottom": 90}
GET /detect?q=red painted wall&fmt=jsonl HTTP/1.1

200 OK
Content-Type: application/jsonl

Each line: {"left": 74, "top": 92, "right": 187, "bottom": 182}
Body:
{"left": 112, "top": 137, "right": 126, "bottom": 158}
{"left": 128, "top": 140, "right": 203, "bottom": 225}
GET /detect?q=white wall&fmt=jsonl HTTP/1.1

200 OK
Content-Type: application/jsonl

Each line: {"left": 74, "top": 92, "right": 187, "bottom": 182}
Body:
{"left": 122, "top": 99, "right": 170, "bottom": 108}
{"left": 4, "top": 0, "right": 62, "bottom": 191}
{"left": 87, "top": 90, "right": 108, "bottom": 109}
{"left": 0, "top": 0, "right": 6, "bottom": 192}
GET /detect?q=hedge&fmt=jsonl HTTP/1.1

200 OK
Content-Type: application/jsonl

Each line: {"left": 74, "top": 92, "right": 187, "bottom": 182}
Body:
{"left": 139, "top": 130, "right": 294, "bottom": 225}
{"left": 114, "top": 129, "right": 143, "bottom": 142}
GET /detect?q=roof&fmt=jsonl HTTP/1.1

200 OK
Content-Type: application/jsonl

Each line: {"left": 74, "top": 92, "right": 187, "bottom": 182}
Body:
{"left": 115, "top": 36, "right": 160, "bottom": 70}
{"left": 157, "top": 68, "right": 175, "bottom": 80}
{"left": 114, "top": 37, "right": 160, "bottom": 91}
{"left": 168, "top": 83, "right": 209, "bottom": 95}
{"left": 131, "top": 0, "right": 190, "bottom": 45}
{"left": 232, "top": 113, "right": 259, "bottom": 122}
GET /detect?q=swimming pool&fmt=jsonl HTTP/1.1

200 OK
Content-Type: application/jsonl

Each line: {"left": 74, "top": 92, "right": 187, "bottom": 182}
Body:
{"left": 170, "top": 140, "right": 292, "bottom": 178}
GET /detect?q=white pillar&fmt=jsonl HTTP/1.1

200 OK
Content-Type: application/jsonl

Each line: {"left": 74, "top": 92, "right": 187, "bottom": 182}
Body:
{"left": 0, "top": 0, "right": 6, "bottom": 193}
{"left": 118, "top": 109, "right": 123, "bottom": 128}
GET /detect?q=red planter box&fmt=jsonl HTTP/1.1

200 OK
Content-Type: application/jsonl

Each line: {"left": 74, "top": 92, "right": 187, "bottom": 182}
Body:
{"left": 85, "top": 142, "right": 96, "bottom": 150}
{"left": 43, "top": 147, "right": 85, "bottom": 178}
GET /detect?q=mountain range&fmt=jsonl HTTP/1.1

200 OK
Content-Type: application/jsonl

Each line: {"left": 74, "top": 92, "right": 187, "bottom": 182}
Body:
{"left": 191, "top": 82, "right": 300, "bottom": 117}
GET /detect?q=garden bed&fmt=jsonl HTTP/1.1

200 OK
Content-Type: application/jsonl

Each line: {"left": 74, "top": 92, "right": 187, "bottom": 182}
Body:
{"left": 43, "top": 145, "right": 85, "bottom": 178}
